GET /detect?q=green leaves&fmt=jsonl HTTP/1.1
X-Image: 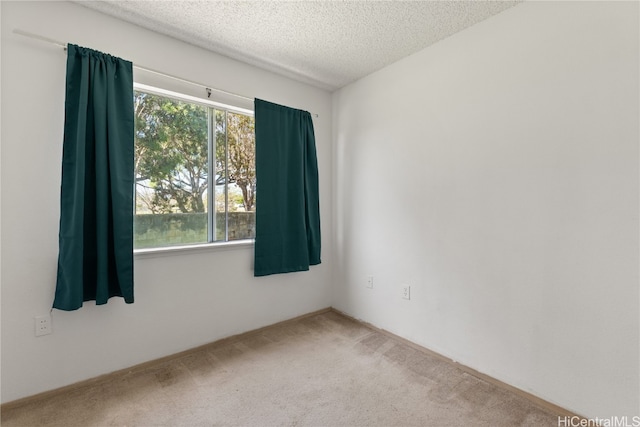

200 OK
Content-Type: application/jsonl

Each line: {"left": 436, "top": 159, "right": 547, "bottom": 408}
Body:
{"left": 134, "top": 90, "right": 256, "bottom": 217}
{"left": 227, "top": 112, "right": 256, "bottom": 212}
{"left": 134, "top": 91, "right": 208, "bottom": 214}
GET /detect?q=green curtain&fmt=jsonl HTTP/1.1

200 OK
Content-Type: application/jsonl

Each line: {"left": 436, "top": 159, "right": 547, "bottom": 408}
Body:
{"left": 53, "top": 44, "right": 134, "bottom": 311}
{"left": 254, "top": 99, "right": 321, "bottom": 276}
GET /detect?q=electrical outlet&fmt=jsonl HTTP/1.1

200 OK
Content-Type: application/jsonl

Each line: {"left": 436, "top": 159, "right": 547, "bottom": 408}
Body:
{"left": 402, "top": 285, "right": 411, "bottom": 300}
{"left": 366, "top": 275, "right": 374, "bottom": 289}
{"left": 35, "top": 314, "right": 52, "bottom": 336}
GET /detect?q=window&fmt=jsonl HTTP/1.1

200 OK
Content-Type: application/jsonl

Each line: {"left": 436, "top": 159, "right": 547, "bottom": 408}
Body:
{"left": 133, "top": 85, "right": 255, "bottom": 249}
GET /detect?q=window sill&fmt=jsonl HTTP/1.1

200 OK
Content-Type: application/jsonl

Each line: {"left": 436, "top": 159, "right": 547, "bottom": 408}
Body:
{"left": 134, "top": 239, "right": 254, "bottom": 259}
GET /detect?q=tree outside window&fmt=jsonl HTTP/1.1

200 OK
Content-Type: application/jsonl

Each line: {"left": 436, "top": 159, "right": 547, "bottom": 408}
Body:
{"left": 133, "top": 90, "right": 255, "bottom": 249}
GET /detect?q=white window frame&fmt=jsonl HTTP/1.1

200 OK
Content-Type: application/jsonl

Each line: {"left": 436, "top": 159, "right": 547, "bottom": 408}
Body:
{"left": 132, "top": 79, "right": 255, "bottom": 257}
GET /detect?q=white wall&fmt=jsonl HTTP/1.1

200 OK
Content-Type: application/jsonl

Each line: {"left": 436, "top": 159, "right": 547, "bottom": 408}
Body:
{"left": 1, "top": 1, "right": 332, "bottom": 403}
{"left": 333, "top": 1, "right": 639, "bottom": 420}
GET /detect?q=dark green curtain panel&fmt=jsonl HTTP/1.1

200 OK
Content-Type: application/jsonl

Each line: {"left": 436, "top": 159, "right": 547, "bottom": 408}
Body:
{"left": 254, "top": 99, "right": 321, "bottom": 276}
{"left": 53, "top": 44, "right": 134, "bottom": 311}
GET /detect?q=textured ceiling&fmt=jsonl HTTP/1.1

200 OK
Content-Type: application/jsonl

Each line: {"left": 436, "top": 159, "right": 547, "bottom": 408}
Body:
{"left": 76, "top": 1, "right": 521, "bottom": 91}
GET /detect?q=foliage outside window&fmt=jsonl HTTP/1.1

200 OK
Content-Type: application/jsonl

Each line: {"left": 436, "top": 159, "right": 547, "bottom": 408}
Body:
{"left": 133, "top": 88, "right": 255, "bottom": 249}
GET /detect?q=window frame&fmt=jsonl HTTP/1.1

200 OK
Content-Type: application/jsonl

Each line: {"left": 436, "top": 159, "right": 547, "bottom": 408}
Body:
{"left": 133, "top": 82, "right": 256, "bottom": 255}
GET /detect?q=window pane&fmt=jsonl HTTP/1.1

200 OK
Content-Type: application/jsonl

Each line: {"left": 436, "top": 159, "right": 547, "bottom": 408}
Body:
{"left": 133, "top": 91, "right": 209, "bottom": 248}
{"left": 226, "top": 112, "right": 256, "bottom": 240}
{"left": 214, "top": 109, "right": 227, "bottom": 241}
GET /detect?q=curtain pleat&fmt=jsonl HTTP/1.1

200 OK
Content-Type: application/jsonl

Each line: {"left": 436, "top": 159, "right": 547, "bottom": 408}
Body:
{"left": 53, "top": 44, "right": 134, "bottom": 310}
{"left": 254, "top": 99, "right": 321, "bottom": 276}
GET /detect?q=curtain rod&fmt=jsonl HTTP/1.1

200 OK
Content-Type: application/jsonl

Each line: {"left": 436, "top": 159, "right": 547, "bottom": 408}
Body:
{"left": 13, "top": 28, "right": 319, "bottom": 117}
{"left": 13, "top": 29, "right": 253, "bottom": 103}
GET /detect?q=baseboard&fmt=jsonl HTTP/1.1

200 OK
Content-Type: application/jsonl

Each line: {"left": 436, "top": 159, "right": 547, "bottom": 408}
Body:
{"left": 1, "top": 307, "right": 332, "bottom": 412}
{"left": 330, "top": 307, "right": 588, "bottom": 422}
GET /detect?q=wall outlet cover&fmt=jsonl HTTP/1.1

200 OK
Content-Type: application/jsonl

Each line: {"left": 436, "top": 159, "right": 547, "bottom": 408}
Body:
{"left": 402, "top": 285, "right": 411, "bottom": 300}
{"left": 35, "top": 314, "right": 52, "bottom": 336}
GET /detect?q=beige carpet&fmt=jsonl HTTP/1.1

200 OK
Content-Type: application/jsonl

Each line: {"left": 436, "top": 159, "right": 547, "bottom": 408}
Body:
{"left": 1, "top": 310, "right": 564, "bottom": 426}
